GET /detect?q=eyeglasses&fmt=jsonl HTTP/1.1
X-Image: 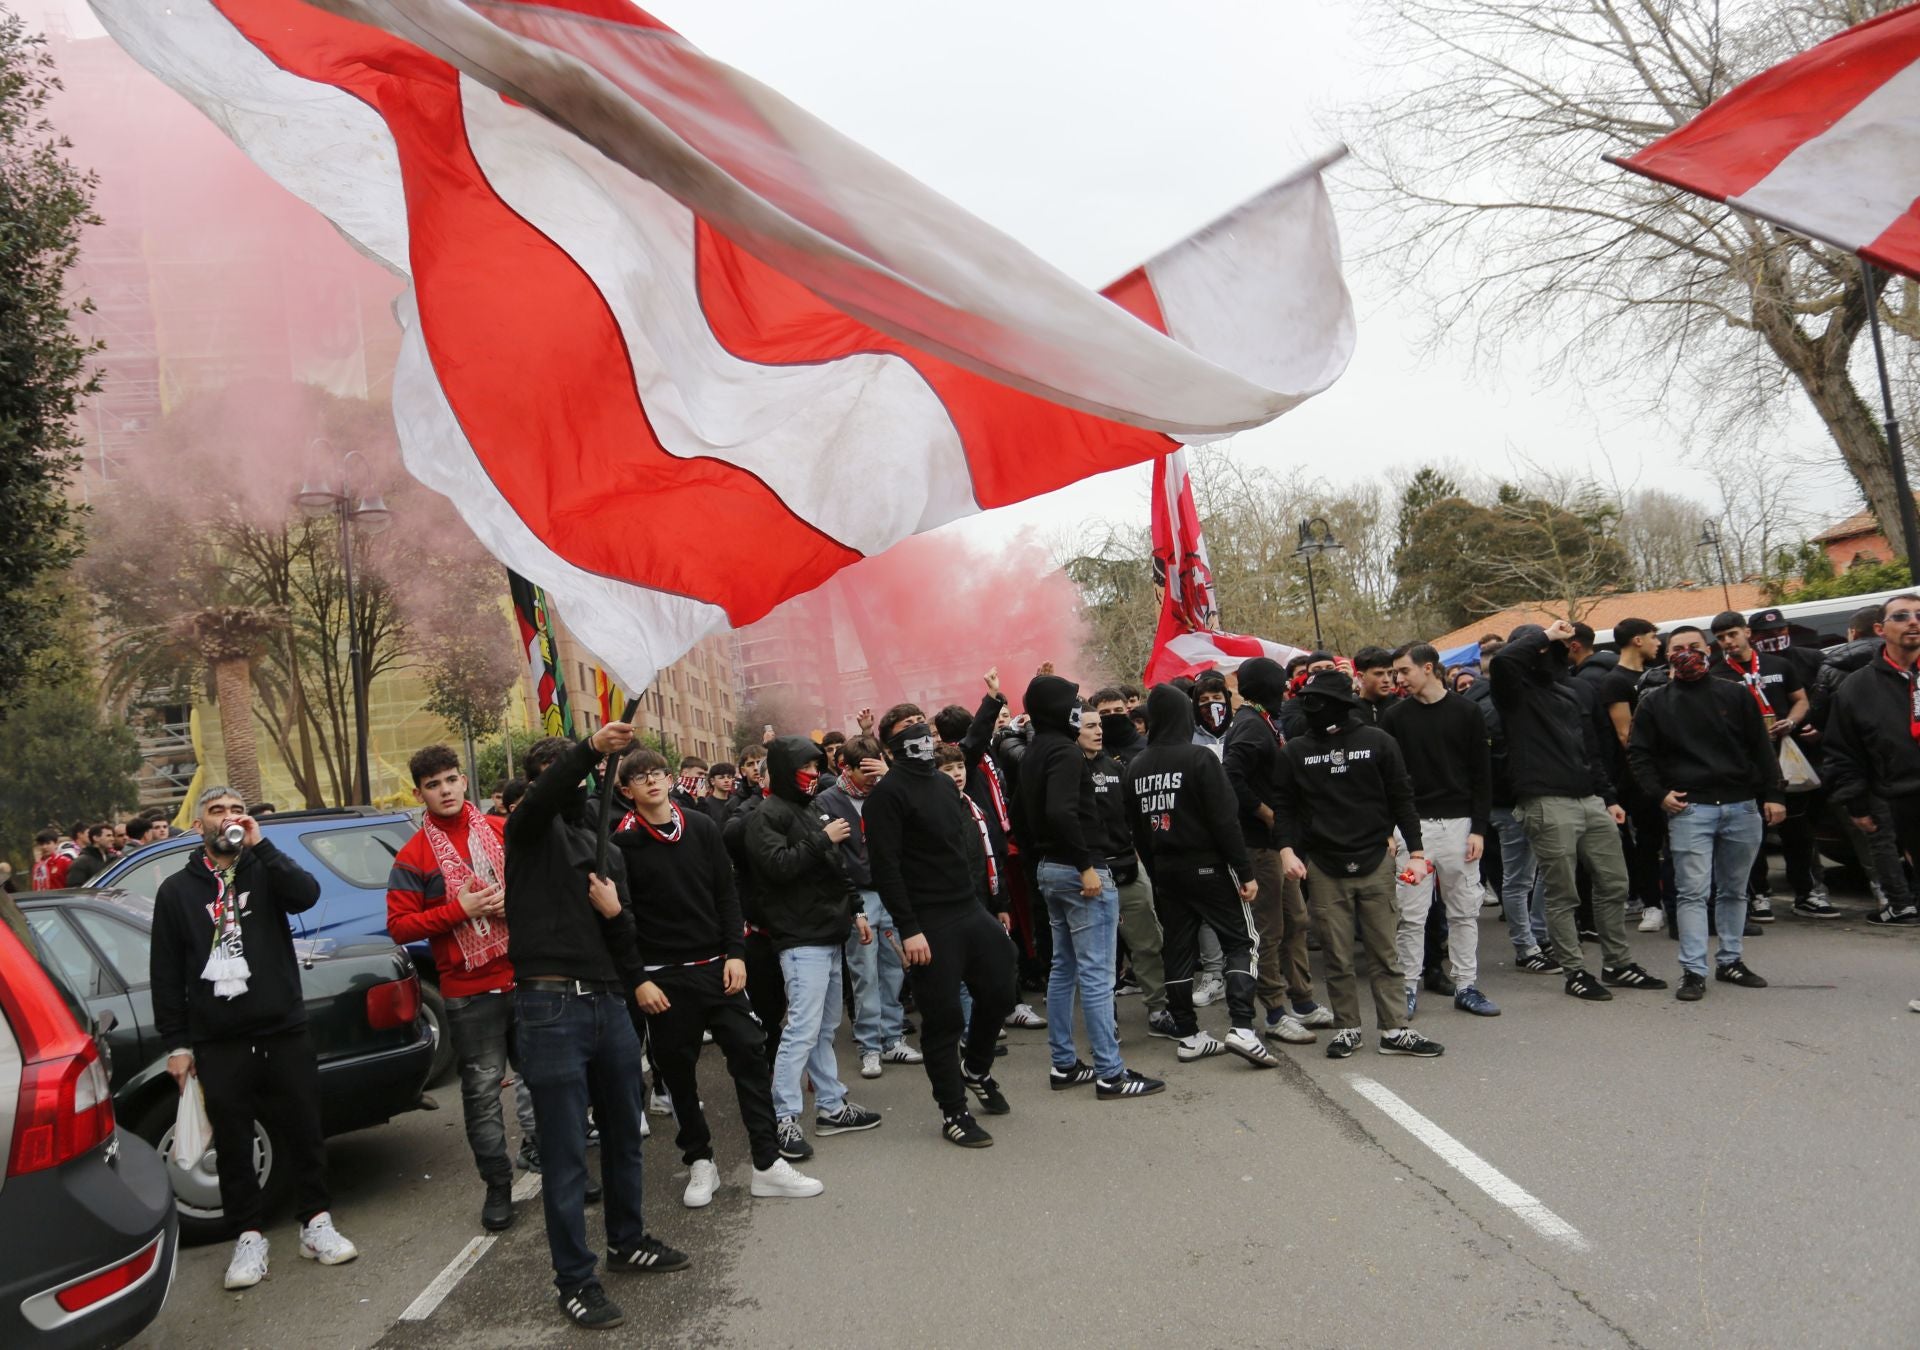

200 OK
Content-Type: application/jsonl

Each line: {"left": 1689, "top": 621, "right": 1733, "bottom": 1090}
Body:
{"left": 1887, "top": 610, "right": 1919, "bottom": 624}
{"left": 636, "top": 769, "right": 671, "bottom": 783}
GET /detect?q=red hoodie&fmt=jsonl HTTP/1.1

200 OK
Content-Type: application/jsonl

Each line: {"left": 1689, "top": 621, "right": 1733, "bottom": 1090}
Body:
{"left": 385, "top": 812, "right": 514, "bottom": 998}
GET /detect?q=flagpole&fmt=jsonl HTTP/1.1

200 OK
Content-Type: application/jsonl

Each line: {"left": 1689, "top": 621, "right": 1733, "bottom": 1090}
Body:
{"left": 1861, "top": 260, "right": 1920, "bottom": 576}
{"left": 594, "top": 697, "right": 643, "bottom": 881}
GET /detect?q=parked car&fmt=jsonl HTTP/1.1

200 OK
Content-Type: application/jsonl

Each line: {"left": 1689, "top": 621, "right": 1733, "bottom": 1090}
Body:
{"left": 0, "top": 893, "right": 178, "bottom": 1348}
{"left": 85, "top": 808, "right": 456, "bottom": 1083}
{"left": 17, "top": 889, "right": 434, "bottom": 1244}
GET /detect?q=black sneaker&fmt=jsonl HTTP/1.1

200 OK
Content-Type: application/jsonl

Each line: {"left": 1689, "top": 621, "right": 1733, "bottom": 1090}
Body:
{"left": 606, "top": 1235, "right": 689, "bottom": 1274}
{"left": 1676, "top": 972, "right": 1706, "bottom": 1002}
{"left": 585, "top": 1174, "right": 603, "bottom": 1204}
{"left": 942, "top": 1109, "right": 993, "bottom": 1148}
{"left": 559, "top": 1282, "right": 624, "bottom": 1329}
{"left": 815, "top": 1102, "right": 883, "bottom": 1135}
{"left": 1866, "top": 906, "right": 1920, "bottom": 926}
{"left": 1146, "top": 1010, "right": 1181, "bottom": 1041}
{"left": 1325, "top": 1028, "right": 1362, "bottom": 1059}
{"left": 775, "top": 1116, "right": 813, "bottom": 1161}
{"left": 1516, "top": 950, "right": 1563, "bottom": 974}
{"left": 1791, "top": 896, "right": 1842, "bottom": 920}
{"left": 1049, "top": 1060, "right": 1098, "bottom": 1090}
{"left": 1565, "top": 970, "right": 1613, "bottom": 1001}
{"left": 1095, "top": 1069, "right": 1165, "bottom": 1100}
{"left": 1601, "top": 962, "right": 1668, "bottom": 990}
{"left": 1422, "top": 968, "right": 1456, "bottom": 997}
{"left": 962, "top": 1068, "right": 1010, "bottom": 1115}
{"left": 1715, "top": 961, "right": 1769, "bottom": 988}
{"left": 1378, "top": 1028, "right": 1444, "bottom": 1058}
{"left": 517, "top": 1139, "right": 542, "bottom": 1174}
{"left": 481, "top": 1179, "right": 514, "bottom": 1232}
{"left": 1749, "top": 895, "right": 1776, "bottom": 923}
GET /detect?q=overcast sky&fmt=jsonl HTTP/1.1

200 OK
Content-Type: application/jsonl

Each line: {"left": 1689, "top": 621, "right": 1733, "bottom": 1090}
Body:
{"left": 56, "top": 0, "right": 1858, "bottom": 554}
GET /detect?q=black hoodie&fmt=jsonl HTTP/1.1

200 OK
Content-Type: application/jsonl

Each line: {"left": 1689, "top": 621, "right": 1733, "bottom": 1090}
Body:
{"left": 1274, "top": 718, "right": 1423, "bottom": 875}
{"left": 1223, "top": 656, "right": 1288, "bottom": 849}
{"left": 1489, "top": 625, "right": 1615, "bottom": 804}
{"left": 611, "top": 808, "right": 745, "bottom": 966}
{"left": 1013, "top": 674, "right": 1099, "bottom": 871}
{"left": 864, "top": 723, "right": 985, "bottom": 938}
{"left": 745, "top": 736, "right": 858, "bottom": 950}
{"left": 1126, "top": 685, "right": 1252, "bottom": 880}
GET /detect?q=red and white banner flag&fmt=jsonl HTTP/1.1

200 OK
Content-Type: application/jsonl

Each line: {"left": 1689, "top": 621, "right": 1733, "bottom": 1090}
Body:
{"left": 1141, "top": 448, "right": 1303, "bottom": 685}
{"left": 1617, "top": 5, "right": 1920, "bottom": 281}
{"left": 92, "top": 0, "right": 1353, "bottom": 690}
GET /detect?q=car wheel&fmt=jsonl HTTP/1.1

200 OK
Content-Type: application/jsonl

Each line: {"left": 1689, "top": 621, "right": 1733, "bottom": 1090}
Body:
{"left": 137, "top": 1096, "right": 288, "bottom": 1246}
{"left": 417, "top": 981, "right": 457, "bottom": 1087}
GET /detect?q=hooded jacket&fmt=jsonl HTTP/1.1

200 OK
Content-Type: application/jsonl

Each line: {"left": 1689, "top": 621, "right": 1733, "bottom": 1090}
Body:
{"left": 1013, "top": 675, "right": 1100, "bottom": 871}
{"left": 1273, "top": 719, "right": 1423, "bottom": 875}
{"left": 952, "top": 693, "right": 1018, "bottom": 858}
{"left": 1823, "top": 652, "right": 1920, "bottom": 811}
{"left": 745, "top": 735, "right": 858, "bottom": 949}
{"left": 503, "top": 736, "right": 644, "bottom": 988}
{"left": 1098, "top": 709, "right": 1146, "bottom": 767}
{"left": 1127, "top": 685, "right": 1251, "bottom": 879}
{"left": 1223, "top": 657, "right": 1289, "bottom": 849}
{"left": 812, "top": 776, "right": 873, "bottom": 888}
{"left": 864, "top": 723, "right": 985, "bottom": 937}
{"left": 1489, "top": 625, "right": 1616, "bottom": 804}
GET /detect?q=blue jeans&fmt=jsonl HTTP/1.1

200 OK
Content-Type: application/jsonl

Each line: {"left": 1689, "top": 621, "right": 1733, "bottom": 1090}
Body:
{"left": 1038, "top": 861, "right": 1123, "bottom": 1079}
{"left": 514, "top": 989, "right": 647, "bottom": 1292}
{"left": 1492, "top": 805, "right": 1548, "bottom": 954}
{"left": 845, "top": 890, "right": 906, "bottom": 1053}
{"left": 444, "top": 990, "right": 539, "bottom": 1185}
{"left": 1668, "top": 800, "right": 1763, "bottom": 976}
{"left": 772, "top": 945, "right": 847, "bottom": 1120}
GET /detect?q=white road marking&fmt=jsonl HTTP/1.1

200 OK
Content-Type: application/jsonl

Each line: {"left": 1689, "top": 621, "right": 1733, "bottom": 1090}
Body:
{"left": 397, "top": 1173, "right": 543, "bottom": 1323}
{"left": 1346, "top": 1075, "right": 1591, "bottom": 1252}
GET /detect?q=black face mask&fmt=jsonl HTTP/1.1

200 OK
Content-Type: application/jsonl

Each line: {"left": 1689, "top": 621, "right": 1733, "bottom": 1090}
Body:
{"left": 1099, "top": 712, "right": 1133, "bottom": 745}
{"left": 1197, "top": 700, "right": 1230, "bottom": 736}
{"left": 887, "top": 723, "right": 938, "bottom": 773}
{"left": 1299, "top": 695, "right": 1346, "bottom": 735}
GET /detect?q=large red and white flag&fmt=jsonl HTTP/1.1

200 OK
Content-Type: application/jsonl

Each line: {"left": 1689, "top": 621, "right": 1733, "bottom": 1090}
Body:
{"left": 92, "top": 0, "right": 1354, "bottom": 690}
{"left": 1141, "top": 449, "right": 1303, "bottom": 685}
{"left": 1617, "top": 5, "right": 1920, "bottom": 281}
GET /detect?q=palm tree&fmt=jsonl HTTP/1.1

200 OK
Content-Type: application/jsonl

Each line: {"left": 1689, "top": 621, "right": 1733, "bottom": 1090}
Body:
{"left": 179, "top": 607, "right": 284, "bottom": 806}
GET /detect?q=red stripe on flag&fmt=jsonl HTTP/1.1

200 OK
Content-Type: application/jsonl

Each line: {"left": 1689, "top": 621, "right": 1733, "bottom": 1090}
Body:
{"left": 1101, "top": 265, "right": 1170, "bottom": 334}
{"left": 1865, "top": 203, "right": 1920, "bottom": 279}
{"left": 213, "top": 0, "right": 860, "bottom": 625}
{"left": 1622, "top": 8, "right": 1920, "bottom": 200}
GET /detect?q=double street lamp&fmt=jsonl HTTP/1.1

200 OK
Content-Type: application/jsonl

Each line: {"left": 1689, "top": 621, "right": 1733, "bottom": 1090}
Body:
{"left": 296, "top": 442, "right": 391, "bottom": 806}
{"left": 1294, "top": 517, "right": 1343, "bottom": 650}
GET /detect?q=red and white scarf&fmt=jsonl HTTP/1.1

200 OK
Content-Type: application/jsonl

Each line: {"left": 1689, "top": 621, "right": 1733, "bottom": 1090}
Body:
{"left": 961, "top": 792, "right": 1000, "bottom": 897}
{"left": 1723, "top": 651, "right": 1775, "bottom": 718}
{"left": 201, "top": 853, "right": 251, "bottom": 999}
{"left": 629, "top": 803, "right": 686, "bottom": 844}
{"left": 1886, "top": 648, "right": 1920, "bottom": 743}
{"left": 423, "top": 803, "right": 510, "bottom": 972}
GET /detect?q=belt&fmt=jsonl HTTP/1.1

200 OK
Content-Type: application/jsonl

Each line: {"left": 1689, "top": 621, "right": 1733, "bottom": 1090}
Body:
{"left": 517, "top": 977, "right": 625, "bottom": 996}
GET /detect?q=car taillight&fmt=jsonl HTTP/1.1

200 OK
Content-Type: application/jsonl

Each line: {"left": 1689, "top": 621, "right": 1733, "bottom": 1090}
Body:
{"left": 54, "top": 1235, "right": 161, "bottom": 1312}
{"left": 1, "top": 929, "right": 117, "bottom": 1178}
{"left": 366, "top": 972, "right": 421, "bottom": 1030}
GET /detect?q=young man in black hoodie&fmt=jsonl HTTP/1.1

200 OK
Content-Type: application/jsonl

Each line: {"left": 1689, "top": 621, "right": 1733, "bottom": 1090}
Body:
{"left": 1015, "top": 673, "right": 1164, "bottom": 1099}
{"left": 1274, "top": 672, "right": 1444, "bottom": 1060}
{"left": 746, "top": 735, "right": 881, "bottom": 1162}
{"left": 1626, "top": 626, "right": 1784, "bottom": 1000}
{"left": 1823, "top": 593, "right": 1920, "bottom": 928}
{"left": 151, "top": 787, "right": 357, "bottom": 1292}
{"left": 611, "top": 750, "right": 824, "bottom": 1204}
{"left": 507, "top": 727, "right": 686, "bottom": 1329}
{"left": 1490, "top": 622, "right": 1667, "bottom": 1002}
{"left": 1128, "top": 686, "right": 1278, "bottom": 1068}
{"left": 1223, "top": 657, "right": 1324, "bottom": 1045}
{"left": 867, "top": 708, "right": 1019, "bottom": 1146}
{"left": 1086, "top": 691, "right": 1170, "bottom": 1032}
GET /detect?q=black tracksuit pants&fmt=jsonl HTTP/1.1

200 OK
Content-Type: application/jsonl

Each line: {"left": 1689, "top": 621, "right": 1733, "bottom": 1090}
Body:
{"left": 644, "top": 961, "right": 781, "bottom": 1171}
{"left": 194, "top": 1028, "right": 330, "bottom": 1233}
{"left": 909, "top": 904, "right": 1018, "bottom": 1115}
{"left": 1154, "top": 864, "right": 1257, "bottom": 1035}
{"left": 743, "top": 928, "right": 787, "bottom": 1065}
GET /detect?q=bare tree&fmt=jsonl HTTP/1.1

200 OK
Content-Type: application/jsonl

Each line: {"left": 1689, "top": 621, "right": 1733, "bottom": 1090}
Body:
{"left": 1617, "top": 486, "right": 1714, "bottom": 588}
{"left": 1348, "top": 0, "right": 1917, "bottom": 552}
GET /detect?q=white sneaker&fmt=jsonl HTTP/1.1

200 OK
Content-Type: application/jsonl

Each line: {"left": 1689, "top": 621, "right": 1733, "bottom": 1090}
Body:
{"left": 880, "top": 1040, "right": 923, "bottom": 1064}
{"left": 1176, "top": 1030, "right": 1225, "bottom": 1061}
{"left": 859, "top": 1049, "right": 882, "bottom": 1079}
{"left": 683, "top": 1158, "right": 719, "bottom": 1208}
{"left": 1637, "top": 907, "right": 1665, "bottom": 932}
{"left": 1909, "top": 998, "right": 1920, "bottom": 1014}
{"left": 224, "top": 1231, "right": 269, "bottom": 1289}
{"left": 298, "top": 1212, "right": 359, "bottom": 1266}
{"left": 1294, "top": 1004, "right": 1336, "bottom": 1028}
{"left": 1222, "top": 1027, "right": 1279, "bottom": 1068}
{"left": 648, "top": 1089, "right": 674, "bottom": 1116}
{"left": 1004, "top": 1003, "right": 1047, "bottom": 1028}
{"left": 1192, "top": 975, "right": 1225, "bottom": 1007}
{"left": 701, "top": 1029, "right": 714, "bottom": 1044}
{"left": 750, "top": 1157, "right": 825, "bottom": 1198}
{"left": 1265, "top": 1013, "right": 1316, "bottom": 1045}
{"left": 641, "top": 1111, "right": 650, "bottom": 1138}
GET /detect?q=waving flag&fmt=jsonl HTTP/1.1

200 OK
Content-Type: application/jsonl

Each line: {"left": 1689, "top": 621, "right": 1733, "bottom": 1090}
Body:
{"left": 92, "top": 0, "right": 1354, "bottom": 691}
{"left": 1616, "top": 5, "right": 1920, "bottom": 281}
{"left": 1142, "top": 449, "right": 1303, "bottom": 685}
{"left": 508, "top": 570, "right": 575, "bottom": 738}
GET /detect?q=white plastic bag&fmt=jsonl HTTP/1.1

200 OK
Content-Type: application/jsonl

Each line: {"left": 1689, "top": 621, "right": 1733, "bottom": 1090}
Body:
{"left": 1779, "top": 738, "right": 1821, "bottom": 793}
{"left": 172, "top": 1079, "right": 212, "bottom": 1169}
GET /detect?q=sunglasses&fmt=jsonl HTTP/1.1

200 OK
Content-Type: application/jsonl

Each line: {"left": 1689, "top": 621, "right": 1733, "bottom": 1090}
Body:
{"left": 1887, "top": 610, "right": 1919, "bottom": 624}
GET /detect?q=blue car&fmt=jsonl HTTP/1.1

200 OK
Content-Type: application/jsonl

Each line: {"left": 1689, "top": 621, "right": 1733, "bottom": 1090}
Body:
{"left": 88, "top": 808, "right": 456, "bottom": 1084}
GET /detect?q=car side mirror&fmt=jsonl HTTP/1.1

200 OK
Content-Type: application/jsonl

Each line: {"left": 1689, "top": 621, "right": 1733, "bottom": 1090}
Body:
{"left": 95, "top": 1008, "right": 118, "bottom": 1035}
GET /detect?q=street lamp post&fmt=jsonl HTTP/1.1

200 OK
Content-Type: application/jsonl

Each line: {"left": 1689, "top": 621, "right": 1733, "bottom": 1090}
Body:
{"left": 296, "top": 441, "right": 392, "bottom": 806}
{"left": 1698, "top": 519, "right": 1732, "bottom": 610}
{"left": 1293, "top": 517, "right": 1343, "bottom": 650}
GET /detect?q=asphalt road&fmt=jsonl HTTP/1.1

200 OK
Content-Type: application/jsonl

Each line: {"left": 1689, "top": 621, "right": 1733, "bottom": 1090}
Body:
{"left": 132, "top": 898, "right": 1920, "bottom": 1350}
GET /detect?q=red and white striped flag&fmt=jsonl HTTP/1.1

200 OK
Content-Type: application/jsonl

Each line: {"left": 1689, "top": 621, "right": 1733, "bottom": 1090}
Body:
{"left": 92, "top": 0, "right": 1354, "bottom": 691}
{"left": 1617, "top": 5, "right": 1920, "bottom": 281}
{"left": 1141, "top": 448, "right": 1303, "bottom": 685}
